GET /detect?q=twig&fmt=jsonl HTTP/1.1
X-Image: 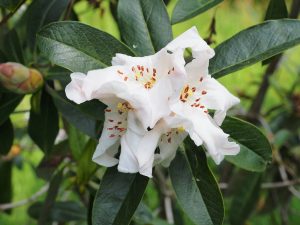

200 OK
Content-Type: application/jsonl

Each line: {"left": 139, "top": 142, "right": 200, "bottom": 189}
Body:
{"left": 0, "top": 183, "right": 49, "bottom": 211}
{"left": 219, "top": 179, "right": 300, "bottom": 190}
{"left": 0, "top": 0, "right": 26, "bottom": 26}
{"left": 154, "top": 168, "right": 174, "bottom": 224}
{"left": 274, "top": 151, "right": 300, "bottom": 199}
{"left": 63, "top": 0, "right": 75, "bottom": 20}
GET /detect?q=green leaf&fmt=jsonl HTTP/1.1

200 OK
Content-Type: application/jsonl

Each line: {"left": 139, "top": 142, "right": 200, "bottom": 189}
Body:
{"left": 67, "top": 123, "right": 88, "bottom": 160}
{"left": 171, "top": 0, "right": 223, "bottom": 24}
{"left": 0, "top": 161, "right": 13, "bottom": 209}
{"left": 36, "top": 140, "right": 70, "bottom": 180}
{"left": 28, "top": 89, "right": 59, "bottom": 154}
{"left": 37, "top": 21, "right": 134, "bottom": 73}
{"left": 38, "top": 169, "right": 63, "bottom": 225}
{"left": 46, "top": 86, "right": 101, "bottom": 138}
{"left": 265, "top": 0, "right": 288, "bottom": 20}
{"left": 118, "top": 0, "right": 173, "bottom": 56}
{"left": 169, "top": 138, "right": 224, "bottom": 225}
{"left": 221, "top": 117, "right": 272, "bottom": 172}
{"left": 0, "top": 118, "right": 14, "bottom": 155}
{"left": 0, "top": 49, "right": 8, "bottom": 62}
{"left": 210, "top": 19, "right": 300, "bottom": 78}
{"left": 3, "top": 30, "right": 24, "bottom": 64}
{"left": 0, "top": 93, "right": 23, "bottom": 126}
{"left": 262, "top": 0, "right": 288, "bottom": 65}
{"left": 28, "top": 201, "right": 87, "bottom": 222}
{"left": 26, "top": 0, "right": 69, "bottom": 48}
{"left": 46, "top": 66, "right": 71, "bottom": 87}
{"left": 92, "top": 167, "right": 149, "bottom": 225}
{"left": 229, "top": 171, "right": 262, "bottom": 225}
{"left": 76, "top": 139, "right": 98, "bottom": 185}
{"left": 0, "top": 0, "right": 23, "bottom": 11}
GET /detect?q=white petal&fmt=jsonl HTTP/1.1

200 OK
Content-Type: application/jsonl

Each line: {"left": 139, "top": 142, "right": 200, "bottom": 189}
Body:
{"left": 166, "top": 26, "right": 215, "bottom": 60}
{"left": 156, "top": 130, "right": 187, "bottom": 167}
{"left": 65, "top": 72, "right": 88, "bottom": 104}
{"left": 195, "top": 76, "right": 240, "bottom": 125}
{"left": 170, "top": 102, "right": 240, "bottom": 164}
{"left": 134, "top": 121, "right": 167, "bottom": 177}
{"left": 93, "top": 140, "right": 119, "bottom": 167}
{"left": 92, "top": 107, "right": 127, "bottom": 167}
{"left": 118, "top": 112, "right": 146, "bottom": 174}
{"left": 78, "top": 65, "right": 173, "bottom": 130}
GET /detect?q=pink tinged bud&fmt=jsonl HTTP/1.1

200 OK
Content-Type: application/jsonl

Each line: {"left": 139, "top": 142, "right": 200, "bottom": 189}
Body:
{"left": 0, "top": 62, "right": 44, "bottom": 94}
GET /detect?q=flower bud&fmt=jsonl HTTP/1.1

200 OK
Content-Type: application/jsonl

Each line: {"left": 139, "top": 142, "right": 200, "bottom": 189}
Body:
{"left": 0, "top": 62, "right": 44, "bottom": 94}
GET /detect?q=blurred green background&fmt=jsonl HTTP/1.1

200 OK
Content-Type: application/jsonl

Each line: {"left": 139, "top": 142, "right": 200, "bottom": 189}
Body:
{"left": 0, "top": 0, "right": 299, "bottom": 224}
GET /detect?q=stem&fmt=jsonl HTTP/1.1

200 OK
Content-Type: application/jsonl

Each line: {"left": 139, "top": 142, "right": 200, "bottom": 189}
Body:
{"left": 0, "top": 184, "right": 49, "bottom": 211}
{"left": 248, "top": 0, "right": 300, "bottom": 118}
{"left": 154, "top": 168, "right": 174, "bottom": 224}
{"left": 0, "top": 0, "right": 26, "bottom": 26}
{"left": 63, "top": 0, "right": 75, "bottom": 20}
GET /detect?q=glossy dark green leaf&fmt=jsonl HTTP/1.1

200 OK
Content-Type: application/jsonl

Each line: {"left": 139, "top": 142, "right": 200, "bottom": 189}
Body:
{"left": 171, "top": 0, "right": 223, "bottom": 24}
{"left": 118, "top": 0, "right": 172, "bottom": 56}
{"left": 221, "top": 117, "right": 272, "bottom": 172}
{"left": 210, "top": 19, "right": 300, "bottom": 78}
{"left": 46, "top": 86, "right": 101, "bottom": 138}
{"left": 28, "top": 201, "right": 87, "bottom": 222}
{"left": 28, "top": 89, "right": 59, "bottom": 154}
{"left": 46, "top": 66, "right": 71, "bottom": 87}
{"left": 0, "top": 49, "right": 7, "bottom": 62}
{"left": 229, "top": 172, "right": 262, "bottom": 225}
{"left": 67, "top": 123, "right": 88, "bottom": 160}
{"left": 36, "top": 140, "right": 70, "bottom": 180}
{"left": 0, "top": 0, "right": 23, "bottom": 11}
{"left": 3, "top": 30, "right": 24, "bottom": 64}
{"left": 92, "top": 167, "right": 149, "bottom": 225}
{"left": 38, "top": 169, "right": 63, "bottom": 225}
{"left": 169, "top": 139, "right": 224, "bottom": 225}
{"left": 265, "top": 0, "right": 288, "bottom": 20}
{"left": 37, "top": 21, "right": 134, "bottom": 73}
{"left": 0, "top": 93, "right": 23, "bottom": 125}
{"left": 27, "top": 0, "right": 69, "bottom": 48}
{"left": 0, "top": 118, "right": 14, "bottom": 155}
{"left": 0, "top": 161, "right": 13, "bottom": 209}
{"left": 76, "top": 139, "right": 98, "bottom": 185}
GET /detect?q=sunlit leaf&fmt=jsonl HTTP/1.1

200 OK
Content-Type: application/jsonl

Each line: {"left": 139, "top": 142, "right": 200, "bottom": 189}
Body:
{"left": 210, "top": 19, "right": 300, "bottom": 78}
{"left": 172, "top": 0, "right": 223, "bottom": 24}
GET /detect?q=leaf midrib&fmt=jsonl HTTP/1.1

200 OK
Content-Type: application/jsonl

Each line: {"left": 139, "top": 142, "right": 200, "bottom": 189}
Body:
{"left": 37, "top": 34, "right": 108, "bottom": 69}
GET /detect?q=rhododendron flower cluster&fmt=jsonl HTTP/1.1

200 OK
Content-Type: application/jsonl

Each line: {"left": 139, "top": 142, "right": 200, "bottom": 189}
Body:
{"left": 65, "top": 27, "right": 240, "bottom": 177}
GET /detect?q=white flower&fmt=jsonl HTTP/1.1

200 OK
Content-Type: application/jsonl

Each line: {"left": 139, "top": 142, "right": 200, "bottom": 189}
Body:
{"left": 65, "top": 26, "right": 240, "bottom": 178}
{"left": 134, "top": 29, "right": 240, "bottom": 173}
